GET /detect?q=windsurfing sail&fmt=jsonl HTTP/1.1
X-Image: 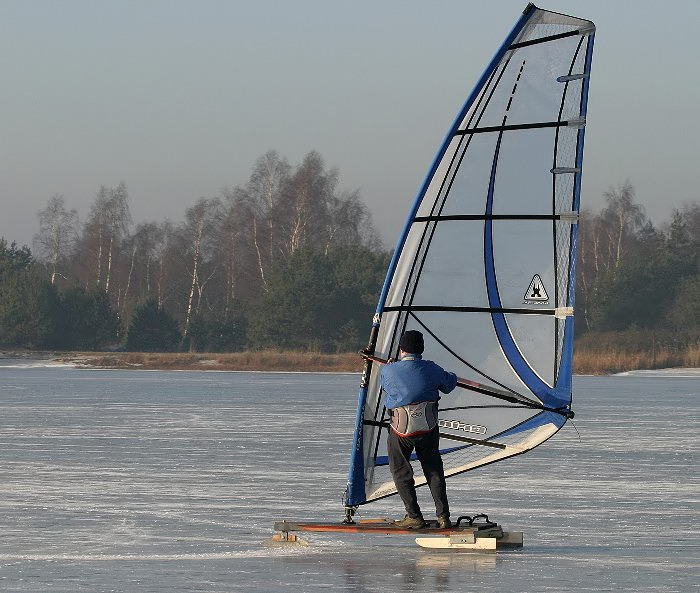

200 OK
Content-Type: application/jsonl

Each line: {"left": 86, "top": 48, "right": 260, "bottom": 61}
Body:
{"left": 345, "top": 3, "right": 595, "bottom": 509}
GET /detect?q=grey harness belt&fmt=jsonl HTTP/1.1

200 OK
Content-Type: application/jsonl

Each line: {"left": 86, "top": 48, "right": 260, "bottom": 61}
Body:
{"left": 390, "top": 401, "right": 438, "bottom": 437}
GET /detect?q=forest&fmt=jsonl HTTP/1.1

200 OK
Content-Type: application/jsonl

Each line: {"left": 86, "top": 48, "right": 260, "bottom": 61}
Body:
{"left": 0, "top": 150, "right": 698, "bottom": 368}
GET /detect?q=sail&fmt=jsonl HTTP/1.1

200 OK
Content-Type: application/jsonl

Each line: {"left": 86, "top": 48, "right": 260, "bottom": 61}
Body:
{"left": 346, "top": 4, "right": 595, "bottom": 508}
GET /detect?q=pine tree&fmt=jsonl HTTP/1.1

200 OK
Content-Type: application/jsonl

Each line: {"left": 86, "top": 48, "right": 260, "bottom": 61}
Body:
{"left": 126, "top": 299, "right": 181, "bottom": 352}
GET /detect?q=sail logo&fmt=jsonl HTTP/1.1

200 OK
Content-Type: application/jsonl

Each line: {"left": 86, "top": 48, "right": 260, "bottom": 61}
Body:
{"left": 438, "top": 419, "right": 487, "bottom": 435}
{"left": 524, "top": 274, "right": 549, "bottom": 304}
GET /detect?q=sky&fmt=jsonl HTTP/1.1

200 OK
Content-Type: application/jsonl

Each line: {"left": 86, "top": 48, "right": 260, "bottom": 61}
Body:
{"left": 2, "top": 0, "right": 698, "bottom": 250}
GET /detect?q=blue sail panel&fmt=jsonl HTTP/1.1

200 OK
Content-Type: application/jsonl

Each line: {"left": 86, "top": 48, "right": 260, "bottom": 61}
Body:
{"left": 346, "top": 4, "right": 595, "bottom": 507}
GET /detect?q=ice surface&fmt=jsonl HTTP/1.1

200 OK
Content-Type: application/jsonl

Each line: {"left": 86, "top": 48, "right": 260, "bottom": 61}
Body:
{"left": 613, "top": 367, "right": 700, "bottom": 378}
{"left": 0, "top": 366, "right": 697, "bottom": 592}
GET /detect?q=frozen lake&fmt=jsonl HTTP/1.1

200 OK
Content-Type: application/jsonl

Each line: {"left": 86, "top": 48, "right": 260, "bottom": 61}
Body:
{"left": 0, "top": 362, "right": 697, "bottom": 592}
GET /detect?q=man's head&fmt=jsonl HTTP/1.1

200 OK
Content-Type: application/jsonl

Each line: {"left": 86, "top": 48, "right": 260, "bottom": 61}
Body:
{"left": 399, "top": 330, "right": 424, "bottom": 354}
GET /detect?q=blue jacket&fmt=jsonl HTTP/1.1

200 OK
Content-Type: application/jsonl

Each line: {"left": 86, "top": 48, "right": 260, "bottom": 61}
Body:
{"left": 380, "top": 353, "right": 458, "bottom": 409}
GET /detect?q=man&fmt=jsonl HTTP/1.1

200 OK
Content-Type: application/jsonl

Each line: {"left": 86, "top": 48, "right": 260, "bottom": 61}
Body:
{"left": 380, "top": 329, "right": 458, "bottom": 529}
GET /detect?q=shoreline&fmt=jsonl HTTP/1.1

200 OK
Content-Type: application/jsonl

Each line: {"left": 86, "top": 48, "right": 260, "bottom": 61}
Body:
{"left": 1, "top": 350, "right": 364, "bottom": 373}
{"left": 2, "top": 350, "right": 699, "bottom": 376}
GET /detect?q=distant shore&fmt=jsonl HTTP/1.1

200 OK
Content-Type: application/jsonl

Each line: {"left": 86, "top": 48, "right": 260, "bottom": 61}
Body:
{"left": 2, "top": 348, "right": 699, "bottom": 375}
{"left": 1, "top": 350, "right": 364, "bottom": 373}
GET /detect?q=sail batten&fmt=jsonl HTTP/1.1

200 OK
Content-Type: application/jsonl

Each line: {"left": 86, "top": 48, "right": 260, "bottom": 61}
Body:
{"left": 509, "top": 29, "right": 586, "bottom": 50}
{"left": 384, "top": 305, "right": 559, "bottom": 315}
{"left": 414, "top": 214, "right": 575, "bottom": 221}
{"left": 345, "top": 4, "right": 594, "bottom": 509}
{"left": 457, "top": 119, "right": 578, "bottom": 135}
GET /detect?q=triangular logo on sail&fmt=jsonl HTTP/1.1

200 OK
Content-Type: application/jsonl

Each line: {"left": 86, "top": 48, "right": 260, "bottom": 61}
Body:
{"left": 524, "top": 274, "right": 549, "bottom": 304}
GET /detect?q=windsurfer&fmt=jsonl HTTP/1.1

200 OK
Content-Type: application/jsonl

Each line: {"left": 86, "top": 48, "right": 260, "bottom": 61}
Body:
{"left": 380, "top": 330, "right": 458, "bottom": 529}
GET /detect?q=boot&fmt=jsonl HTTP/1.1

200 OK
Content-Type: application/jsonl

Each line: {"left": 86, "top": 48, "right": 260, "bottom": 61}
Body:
{"left": 394, "top": 514, "right": 426, "bottom": 529}
{"left": 437, "top": 514, "right": 452, "bottom": 528}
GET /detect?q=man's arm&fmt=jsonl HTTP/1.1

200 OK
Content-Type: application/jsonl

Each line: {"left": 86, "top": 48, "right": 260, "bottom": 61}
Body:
{"left": 438, "top": 367, "right": 458, "bottom": 394}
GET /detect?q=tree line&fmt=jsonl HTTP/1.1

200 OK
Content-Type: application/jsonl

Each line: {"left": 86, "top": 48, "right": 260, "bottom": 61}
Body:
{"left": 0, "top": 152, "right": 697, "bottom": 355}
{"left": 1, "top": 151, "right": 388, "bottom": 352}
{"left": 575, "top": 182, "right": 699, "bottom": 351}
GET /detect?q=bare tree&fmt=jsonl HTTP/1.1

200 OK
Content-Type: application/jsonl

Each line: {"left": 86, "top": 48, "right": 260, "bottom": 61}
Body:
{"left": 576, "top": 208, "right": 602, "bottom": 331}
{"left": 179, "top": 198, "right": 222, "bottom": 338}
{"left": 84, "top": 185, "right": 110, "bottom": 288}
{"left": 81, "top": 183, "right": 132, "bottom": 296}
{"left": 220, "top": 189, "right": 257, "bottom": 310}
{"left": 34, "top": 195, "right": 78, "bottom": 285}
{"left": 154, "top": 221, "right": 175, "bottom": 308}
{"left": 276, "top": 151, "right": 334, "bottom": 257}
{"left": 120, "top": 221, "right": 164, "bottom": 316}
{"left": 240, "top": 151, "right": 290, "bottom": 290}
{"left": 601, "top": 181, "right": 646, "bottom": 270}
{"left": 103, "top": 182, "right": 132, "bottom": 295}
{"left": 324, "top": 189, "right": 381, "bottom": 254}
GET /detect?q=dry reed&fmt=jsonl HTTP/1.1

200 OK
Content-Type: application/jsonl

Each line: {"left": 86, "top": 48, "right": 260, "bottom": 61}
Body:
{"left": 45, "top": 342, "right": 700, "bottom": 375}
{"left": 573, "top": 343, "right": 700, "bottom": 375}
{"left": 72, "top": 350, "right": 364, "bottom": 373}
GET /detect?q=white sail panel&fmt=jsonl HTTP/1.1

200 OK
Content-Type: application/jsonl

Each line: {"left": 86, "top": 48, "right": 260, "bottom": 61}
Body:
{"left": 346, "top": 4, "right": 595, "bottom": 508}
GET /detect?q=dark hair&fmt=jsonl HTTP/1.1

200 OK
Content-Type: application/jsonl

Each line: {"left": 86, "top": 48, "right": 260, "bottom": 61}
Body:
{"left": 399, "top": 330, "right": 424, "bottom": 354}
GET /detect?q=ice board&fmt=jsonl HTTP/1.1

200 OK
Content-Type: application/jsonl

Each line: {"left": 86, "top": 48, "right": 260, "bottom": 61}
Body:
{"left": 271, "top": 516, "right": 523, "bottom": 551}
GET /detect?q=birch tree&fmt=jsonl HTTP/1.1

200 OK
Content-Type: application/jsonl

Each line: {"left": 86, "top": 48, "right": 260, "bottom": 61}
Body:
{"left": 84, "top": 185, "right": 110, "bottom": 288}
{"left": 241, "top": 151, "right": 290, "bottom": 290}
{"left": 276, "top": 151, "right": 334, "bottom": 258}
{"left": 601, "top": 181, "right": 646, "bottom": 271}
{"left": 220, "top": 190, "right": 255, "bottom": 310}
{"left": 179, "top": 198, "right": 222, "bottom": 338}
{"left": 120, "top": 221, "right": 165, "bottom": 316}
{"left": 34, "top": 195, "right": 78, "bottom": 285}
{"left": 155, "top": 221, "right": 177, "bottom": 309}
{"left": 324, "top": 189, "right": 381, "bottom": 254}
{"left": 81, "top": 183, "right": 132, "bottom": 296}
{"left": 103, "top": 182, "right": 132, "bottom": 295}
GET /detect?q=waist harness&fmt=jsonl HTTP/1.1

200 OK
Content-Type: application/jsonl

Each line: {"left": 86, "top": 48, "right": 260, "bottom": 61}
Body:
{"left": 390, "top": 401, "right": 438, "bottom": 437}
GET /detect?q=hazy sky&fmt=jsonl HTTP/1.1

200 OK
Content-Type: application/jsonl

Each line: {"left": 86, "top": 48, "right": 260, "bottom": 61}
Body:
{"left": 2, "top": 0, "right": 698, "bottom": 249}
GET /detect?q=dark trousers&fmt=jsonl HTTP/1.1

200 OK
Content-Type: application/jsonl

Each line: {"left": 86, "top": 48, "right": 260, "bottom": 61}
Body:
{"left": 387, "top": 426, "right": 449, "bottom": 519}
